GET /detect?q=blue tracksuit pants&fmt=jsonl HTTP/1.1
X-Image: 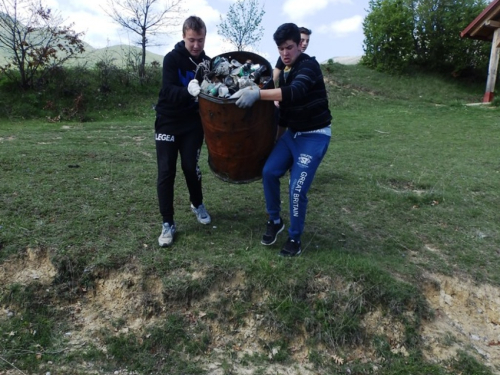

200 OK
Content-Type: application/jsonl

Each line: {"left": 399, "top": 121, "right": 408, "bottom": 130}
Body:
{"left": 262, "top": 127, "right": 331, "bottom": 242}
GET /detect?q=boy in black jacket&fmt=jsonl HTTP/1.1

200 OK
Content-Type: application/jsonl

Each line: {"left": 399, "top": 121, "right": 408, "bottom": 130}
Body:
{"left": 155, "top": 16, "right": 211, "bottom": 247}
{"left": 231, "top": 23, "right": 332, "bottom": 257}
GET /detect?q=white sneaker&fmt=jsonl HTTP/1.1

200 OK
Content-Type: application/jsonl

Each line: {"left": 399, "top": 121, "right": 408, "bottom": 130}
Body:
{"left": 191, "top": 203, "right": 211, "bottom": 224}
{"left": 158, "top": 222, "right": 176, "bottom": 247}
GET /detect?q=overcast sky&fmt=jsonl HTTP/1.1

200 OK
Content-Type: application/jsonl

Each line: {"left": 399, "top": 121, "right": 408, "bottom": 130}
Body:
{"left": 45, "top": 0, "right": 368, "bottom": 63}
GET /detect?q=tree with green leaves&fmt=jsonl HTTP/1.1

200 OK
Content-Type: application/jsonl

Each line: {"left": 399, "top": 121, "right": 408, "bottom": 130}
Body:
{"left": 362, "top": 0, "right": 415, "bottom": 73}
{"left": 217, "top": 0, "right": 265, "bottom": 51}
{"left": 103, "top": 0, "right": 183, "bottom": 79}
{"left": 0, "top": 0, "right": 85, "bottom": 89}
{"left": 362, "top": 0, "right": 490, "bottom": 75}
{"left": 413, "top": 0, "right": 490, "bottom": 73}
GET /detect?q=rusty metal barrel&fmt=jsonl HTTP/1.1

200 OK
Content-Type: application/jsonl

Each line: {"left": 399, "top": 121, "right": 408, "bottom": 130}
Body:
{"left": 199, "top": 51, "right": 276, "bottom": 184}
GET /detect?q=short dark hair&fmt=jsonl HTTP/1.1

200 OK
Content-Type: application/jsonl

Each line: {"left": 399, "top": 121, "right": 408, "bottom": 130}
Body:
{"left": 273, "top": 23, "right": 300, "bottom": 46}
{"left": 183, "top": 16, "right": 206, "bottom": 36}
{"left": 299, "top": 27, "right": 312, "bottom": 35}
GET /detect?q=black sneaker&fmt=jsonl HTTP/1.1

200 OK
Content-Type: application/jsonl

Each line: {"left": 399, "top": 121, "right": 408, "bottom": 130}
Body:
{"left": 279, "top": 238, "right": 302, "bottom": 257}
{"left": 261, "top": 218, "right": 285, "bottom": 245}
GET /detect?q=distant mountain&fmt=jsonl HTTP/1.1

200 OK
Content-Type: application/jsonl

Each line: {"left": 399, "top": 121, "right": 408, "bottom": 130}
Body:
{"left": 0, "top": 40, "right": 164, "bottom": 68}
{"left": 76, "top": 42, "right": 164, "bottom": 67}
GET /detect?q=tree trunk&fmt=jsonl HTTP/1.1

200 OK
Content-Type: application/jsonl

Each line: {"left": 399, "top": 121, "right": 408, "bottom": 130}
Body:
{"left": 140, "top": 31, "right": 147, "bottom": 81}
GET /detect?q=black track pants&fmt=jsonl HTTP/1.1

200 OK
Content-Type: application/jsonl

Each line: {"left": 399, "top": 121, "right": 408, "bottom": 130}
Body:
{"left": 155, "top": 126, "right": 204, "bottom": 224}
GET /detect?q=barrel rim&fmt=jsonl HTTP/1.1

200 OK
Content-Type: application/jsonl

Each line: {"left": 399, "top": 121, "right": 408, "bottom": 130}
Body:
{"left": 198, "top": 92, "right": 236, "bottom": 104}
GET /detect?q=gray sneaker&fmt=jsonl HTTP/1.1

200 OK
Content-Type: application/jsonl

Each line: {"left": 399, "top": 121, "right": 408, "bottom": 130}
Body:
{"left": 158, "top": 222, "right": 176, "bottom": 247}
{"left": 191, "top": 203, "right": 211, "bottom": 224}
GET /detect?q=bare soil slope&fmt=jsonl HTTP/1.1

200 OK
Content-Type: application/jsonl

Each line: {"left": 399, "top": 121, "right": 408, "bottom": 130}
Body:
{"left": 2, "top": 248, "right": 500, "bottom": 374}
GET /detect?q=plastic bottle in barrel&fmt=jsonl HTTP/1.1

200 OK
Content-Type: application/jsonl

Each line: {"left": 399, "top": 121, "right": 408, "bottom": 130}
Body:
{"left": 250, "top": 65, "right": 268, "bottom": 85}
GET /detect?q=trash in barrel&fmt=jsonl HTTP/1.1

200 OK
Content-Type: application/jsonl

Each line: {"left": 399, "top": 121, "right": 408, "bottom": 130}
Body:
{"left": 198, "top": 51, "right": 276, "bottom": 184}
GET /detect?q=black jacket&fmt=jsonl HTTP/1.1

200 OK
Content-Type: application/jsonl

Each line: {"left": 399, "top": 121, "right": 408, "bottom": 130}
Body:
{"left": 155, "top": 41, "right": 210, "bottom": 132}
{"left": 278, "top": 53, "right": 332, "bottom": 132}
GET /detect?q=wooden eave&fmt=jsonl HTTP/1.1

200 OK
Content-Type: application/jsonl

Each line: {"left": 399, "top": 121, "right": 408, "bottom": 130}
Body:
{"left": 461, "top": 0, "right": 500, "bottom": 41}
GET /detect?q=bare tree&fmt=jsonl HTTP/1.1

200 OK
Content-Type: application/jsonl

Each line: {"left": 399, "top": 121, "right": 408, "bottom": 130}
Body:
{"left": 103, "top": 0, "right": 183, "bottom": 79}
{"left": 0, "top": 0, "right": 85, "bottom": 89}
{"left": 217, "top": 0, "right": 265, "bottom": 51}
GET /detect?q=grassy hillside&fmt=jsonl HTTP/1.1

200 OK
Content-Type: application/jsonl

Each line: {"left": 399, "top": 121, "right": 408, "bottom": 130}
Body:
{"left": 0, "top": 41, "right": 164, "bottom": 68}
{"left": 1, "top": 63, "right": 499, "bottom": 375}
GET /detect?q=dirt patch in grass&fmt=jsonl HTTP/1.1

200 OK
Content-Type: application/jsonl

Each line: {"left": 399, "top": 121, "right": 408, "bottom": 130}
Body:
{"left": 0, "top": 247, "right": 57, "bottom": 285}
{"left": 68, "top": 264, "right": 165, "bottom": 341}
{"left": 421, "top": 272, "right": 500, "bottom": 371}
{"left": 2, "top": 250, "right": 500, "bottom": 374}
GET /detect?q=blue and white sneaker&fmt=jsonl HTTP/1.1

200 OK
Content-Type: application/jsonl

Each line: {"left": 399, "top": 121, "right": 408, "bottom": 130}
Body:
{"left": 191, "top": 203, "right": 211, "bottom": 225}
{"left": 158, "top": 222, "right": 176, "bottom": 247}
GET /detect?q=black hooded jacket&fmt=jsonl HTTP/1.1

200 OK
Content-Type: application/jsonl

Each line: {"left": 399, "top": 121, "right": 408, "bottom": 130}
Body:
{"left": 277, "top": 53, "right": 332, "bottom": 132}
{"left": 155, "top": 41, "right": 210, "bottom": 133}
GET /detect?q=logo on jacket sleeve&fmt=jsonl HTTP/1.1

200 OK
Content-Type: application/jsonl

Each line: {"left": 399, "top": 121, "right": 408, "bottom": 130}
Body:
{"left": 297, "top": 154, "right": 312, "bottom": 168}
{"left": 179, "top": 69, "right": 196, "bottom": 87}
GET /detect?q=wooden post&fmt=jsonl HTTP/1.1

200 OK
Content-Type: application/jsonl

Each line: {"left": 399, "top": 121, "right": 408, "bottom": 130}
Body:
{"left": 484, "top": 28, "right": 500, "bottom": 102}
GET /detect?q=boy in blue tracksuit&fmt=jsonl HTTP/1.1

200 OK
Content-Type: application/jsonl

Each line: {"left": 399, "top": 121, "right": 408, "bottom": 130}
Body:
{"left": 232, "top": 23, "right": 332, "bottom": 257}
{"left": 272, "top": 27, "right": 312, "bottom": 83}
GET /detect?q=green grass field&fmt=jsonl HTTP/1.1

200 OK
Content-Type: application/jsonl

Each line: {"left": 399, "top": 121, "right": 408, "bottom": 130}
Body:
{"left": 1, "top": 62, "right": 499, "bottom": 374}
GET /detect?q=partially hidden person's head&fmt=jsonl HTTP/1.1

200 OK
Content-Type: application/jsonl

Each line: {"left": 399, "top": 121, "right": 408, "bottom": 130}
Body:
{"left": 273, "top": 23, "right": 301, "bottom": 67}
{"left": 299, "top": 27, "right": 312, "bottom": 53}
{"left": 182, "top": 16, "right": 206, "bottom": 58}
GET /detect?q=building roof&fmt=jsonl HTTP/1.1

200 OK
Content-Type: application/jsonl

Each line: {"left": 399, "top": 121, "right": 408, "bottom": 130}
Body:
{"left": 461, "top": 0, "right": 500, "bottom": 41}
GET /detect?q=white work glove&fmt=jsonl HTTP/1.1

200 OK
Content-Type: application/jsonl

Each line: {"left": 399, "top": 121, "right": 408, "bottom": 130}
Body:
{"left": 188, "top": 79, "right": 201, "bottom": 97}
{"left": 229, "top": 86, "right": 261, "bottom": 108}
